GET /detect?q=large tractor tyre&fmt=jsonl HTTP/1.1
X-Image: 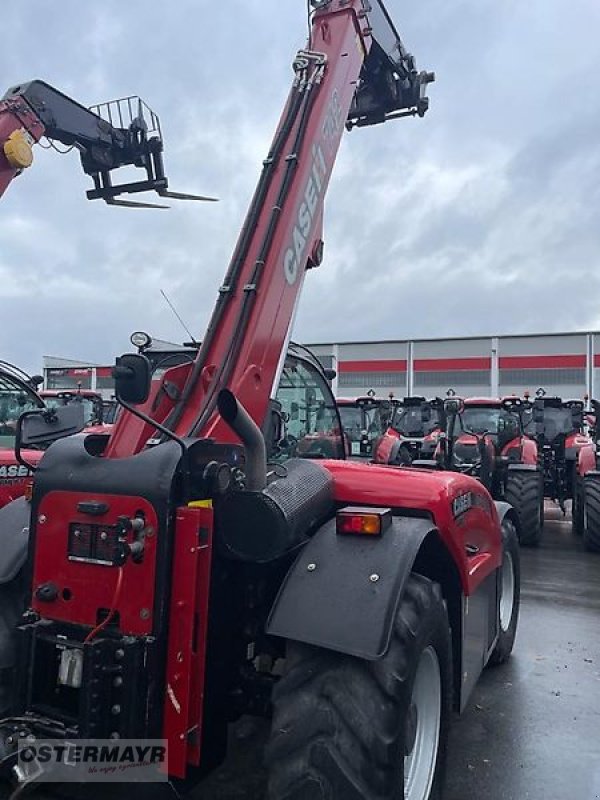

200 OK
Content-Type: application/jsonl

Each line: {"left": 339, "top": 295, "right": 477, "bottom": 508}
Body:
{"left": 0, "top": 571, "right": 27, "bottom": 715}
{"left": 583, "top": 476, "right": 600, "bottom": 553}
{"left": 572, "top": 475, "right": 585, "bottom": 536}
{"left": 488, "top": 517, "right": 520, "bottom": 666}
{"left": 505, "top": 470, "right": 543, "bottom": 547}
{"left": 266, "top": 575, "right": 452, "bottom": 800}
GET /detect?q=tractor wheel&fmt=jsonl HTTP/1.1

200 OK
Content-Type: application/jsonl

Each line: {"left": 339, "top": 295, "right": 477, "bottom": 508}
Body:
{"left": 0, "top": 570, "right": 27, "bottom": 715}
{"left": 488, "top": 517, "right": 520, "bottom": 666}
{"left": 583, "top": 476, "right": 600, "bottom": 553}
{"left": 572, "top": 475, "right": 585, "bottom": 536}
{"left": 505, "top": 470, "right": 543, "bottom": 547}
{"left": 266, "top": 575, "right": 452, "bottom": 800}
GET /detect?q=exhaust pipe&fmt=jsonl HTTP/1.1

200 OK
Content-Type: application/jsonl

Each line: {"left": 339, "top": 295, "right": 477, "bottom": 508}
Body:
{"left": 217, "top": 390, "right": 267, "bottom": 491}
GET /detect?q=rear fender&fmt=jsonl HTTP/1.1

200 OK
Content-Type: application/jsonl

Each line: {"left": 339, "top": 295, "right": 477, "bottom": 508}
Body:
{"left": 267, "top": 515, "right": 436, "bottom": 660}
{"left": 0, "top": 497, "right": 30, "bottom": 584}
{"left": 494, "top": 500, "right": 520, "bottom": 539}
{"left": 576, "top": 443, "right": 597, "bottom": 477}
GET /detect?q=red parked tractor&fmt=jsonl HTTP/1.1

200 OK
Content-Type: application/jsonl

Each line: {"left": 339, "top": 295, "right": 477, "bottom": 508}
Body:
{"left": 435, "top": 396, "right": 544, "bottom": 546}
{"left": 525, "top": 392, "right": 599, "bottom": 550}
{"left": 373, "top": 396, "right": 444, "bottom": 465}
{"left": 337, "top": 394, "right": 396, "bottom": 457}
{"left": 0, "top": 4, "right": 521, "bottom": 798}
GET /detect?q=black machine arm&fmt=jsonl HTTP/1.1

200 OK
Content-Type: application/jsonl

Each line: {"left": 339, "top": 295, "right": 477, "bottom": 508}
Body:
{"left": 1, "top": 80, "right": 216, "bottom": 208}
{"left": 333, "top": 0, "right": 435, "bottom": 129}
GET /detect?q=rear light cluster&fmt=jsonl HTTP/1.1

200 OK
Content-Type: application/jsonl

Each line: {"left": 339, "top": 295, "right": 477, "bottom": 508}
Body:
{"left": 336, "top": 506, "right": 392, "bottom": 536}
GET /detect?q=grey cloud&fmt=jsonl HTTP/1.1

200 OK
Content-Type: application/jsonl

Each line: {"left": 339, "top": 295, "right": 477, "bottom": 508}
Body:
{"left": 1, "top": 1, "right": 599, "bottom": 373}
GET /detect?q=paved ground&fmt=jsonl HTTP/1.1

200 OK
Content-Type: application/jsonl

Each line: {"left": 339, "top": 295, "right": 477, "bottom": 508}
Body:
{"left": 2, "top": 502, "right": 600, "bottom": 799}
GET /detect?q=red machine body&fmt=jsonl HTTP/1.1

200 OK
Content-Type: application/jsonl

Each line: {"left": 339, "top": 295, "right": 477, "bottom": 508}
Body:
{"left": 323, "top": 459, "right": 502, "bottom": 594}
{"left": 0, "top": 4, "right": 518, "bottom": 794}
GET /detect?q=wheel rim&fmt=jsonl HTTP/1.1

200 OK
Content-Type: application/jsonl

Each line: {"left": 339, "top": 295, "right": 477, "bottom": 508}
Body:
{"left": 499, "top": 550, "right": 515, "bottom": 632}
{"left": 404, "top": 646, "right": 441, "bottom": 800}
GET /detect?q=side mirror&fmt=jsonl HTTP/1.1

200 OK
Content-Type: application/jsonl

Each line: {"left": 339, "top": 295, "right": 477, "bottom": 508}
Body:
{"left": 28, "top": 375, "right": 44, "bottom": 389}
{"left": 16, "top": 404, "right": 86, "bottom": 449}
{"left": 323, "top": 368, "right": 337, "bottom": 381}
{"left": 113, "top": 354, "right": 151, "bottom": 405}
{"left": 444, "top": 398, "right": 463, "bottom": 415}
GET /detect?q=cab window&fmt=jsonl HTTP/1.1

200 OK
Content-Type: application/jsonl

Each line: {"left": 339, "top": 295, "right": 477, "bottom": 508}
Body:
{"left": 274, "top": 356, "right": 344, "bottom": 461}
{"left": 0, "top": 374, "right": 43, "bottom": 448}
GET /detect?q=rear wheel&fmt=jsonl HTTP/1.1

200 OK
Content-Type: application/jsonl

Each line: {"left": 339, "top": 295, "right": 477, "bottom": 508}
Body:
{"left": 0, "top": 570, "right": 27, "bottom": 715}
{"left": 488, "top": 517, "right": 520, "bottom": 666}
{"left": 583, "top": 475, "right": 600, "bottom": 553}
{"left": 266, "top": 575, "right": 452, "bottom": 800}
{"left": 505, "top": 470, "right": 543, "bottom": 547}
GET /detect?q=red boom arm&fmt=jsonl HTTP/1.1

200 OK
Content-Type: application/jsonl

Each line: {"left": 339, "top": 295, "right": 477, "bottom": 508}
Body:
{"left": 106, "top": 0, "right": 433, "bottom": 458}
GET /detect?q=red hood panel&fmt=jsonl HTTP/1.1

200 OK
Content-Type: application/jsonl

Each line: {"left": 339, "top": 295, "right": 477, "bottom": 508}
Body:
{"left": 321, "top": 459, "right": 502, "bottom": 594}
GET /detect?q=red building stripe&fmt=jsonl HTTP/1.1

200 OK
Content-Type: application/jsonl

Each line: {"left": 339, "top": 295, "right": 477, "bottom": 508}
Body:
{"left": 594, "top": 355, "right": 600, "bottom": 368}
{"left": 339, "top": 360, "right": 407, "bottom": 373}
{"left": 499, "top": 354, "right": 585, "bottom": 369}
{"left": 413, "top": 357, "right": 491, "bottom": 372}
{"left": 96, "top": 367, "right": 113, "bottom": 378}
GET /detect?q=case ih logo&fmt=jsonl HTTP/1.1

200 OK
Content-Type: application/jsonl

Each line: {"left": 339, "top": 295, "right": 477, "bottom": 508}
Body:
{"left": 283, "top": 90, "right": 343, "bottom": 286}
{"left": 452, "top": 491, "right": 492, "bottom": 520}
{"left": 0, "top": 464, "right": 32, "bottom": 480}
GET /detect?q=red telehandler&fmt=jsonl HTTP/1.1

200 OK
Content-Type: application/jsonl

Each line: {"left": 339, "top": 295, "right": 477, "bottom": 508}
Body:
{"left": 0, "top": 3, "right": 520, "bottom": 798}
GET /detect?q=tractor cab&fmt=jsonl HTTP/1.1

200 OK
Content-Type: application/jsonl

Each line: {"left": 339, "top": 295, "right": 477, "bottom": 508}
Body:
{"left": 525, "top": 392, "right": 595, "bottom": 515}
{"left": 373, "top": 396, "right": 444, "bottom": 465}
{"left": 0, "top": 362, "right": 45, "bottom": 508}
{"left": 454, "top": 398, "right": 525, "bottom": 457}
{"left": 337, "top": 394, "right": 395, "bottom": 458}
{"left": 131, "top": 333, "right": 346, "bottom": 462}
{"left": 276, "top": 346, "right": 345, "bottom": 461}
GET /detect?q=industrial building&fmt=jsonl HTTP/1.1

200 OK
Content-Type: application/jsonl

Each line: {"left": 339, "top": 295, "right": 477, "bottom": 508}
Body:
{"left": 307, "top": 331, "right": 599, "bottom": 400}
{"left": 43, "top": 330, "right": 600, "bottom": 402}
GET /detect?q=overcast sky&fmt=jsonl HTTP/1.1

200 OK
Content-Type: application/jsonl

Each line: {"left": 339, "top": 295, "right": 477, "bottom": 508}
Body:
{"left": 1, "top": 1, "right": 600, "bottom": 372}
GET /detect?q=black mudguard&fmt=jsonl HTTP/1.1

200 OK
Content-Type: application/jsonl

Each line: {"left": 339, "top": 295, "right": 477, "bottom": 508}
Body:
{"left": 0, "top": 497, "right": 30, "bottom": 584}
{"left": 267, "top": 515, "right": 436, "bottom": 660}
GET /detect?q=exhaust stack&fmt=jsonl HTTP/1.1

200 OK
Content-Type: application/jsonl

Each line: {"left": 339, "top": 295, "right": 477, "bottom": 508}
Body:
{"left": 217, "top": 390, "right": 267, "bottom": 491}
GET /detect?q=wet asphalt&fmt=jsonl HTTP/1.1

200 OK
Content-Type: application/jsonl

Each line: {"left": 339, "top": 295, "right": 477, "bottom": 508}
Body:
{"left": 3, "top": 502, "right": 599, "bottom": 800}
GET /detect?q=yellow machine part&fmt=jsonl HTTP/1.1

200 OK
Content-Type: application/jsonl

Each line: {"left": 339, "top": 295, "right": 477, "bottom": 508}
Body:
{"left": 3, "top": 129, "right": 34, "bottom": 169}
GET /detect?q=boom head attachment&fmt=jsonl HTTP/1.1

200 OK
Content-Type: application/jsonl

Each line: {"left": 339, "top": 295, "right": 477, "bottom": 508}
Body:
{"left": 311, "top": 0, "right": 434, "bottom": 130}
{"left": 1, "top": 82, "right": 217, "bottom": 208}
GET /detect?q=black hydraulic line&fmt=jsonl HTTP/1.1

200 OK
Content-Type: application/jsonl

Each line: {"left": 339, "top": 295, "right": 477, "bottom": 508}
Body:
{"left": 165, "top": 85, "right": 305, "bottom": 433}
{"left": 189, "top": 73, "right": 322, "bottom": 437}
